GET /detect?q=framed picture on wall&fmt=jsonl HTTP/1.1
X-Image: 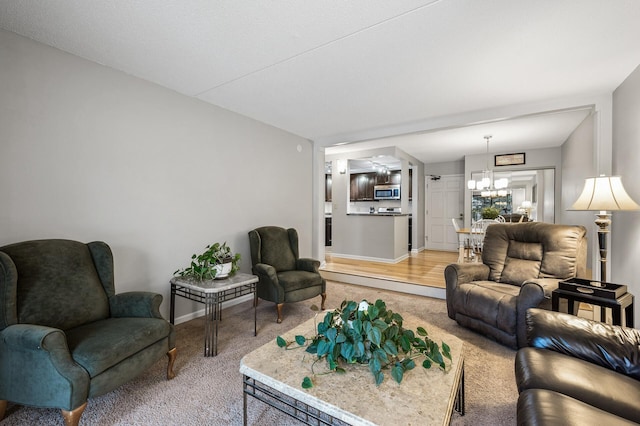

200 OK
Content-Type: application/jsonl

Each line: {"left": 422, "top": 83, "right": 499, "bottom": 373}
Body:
{"left": 495, "top": 153, "right": 526, "bottom": 166}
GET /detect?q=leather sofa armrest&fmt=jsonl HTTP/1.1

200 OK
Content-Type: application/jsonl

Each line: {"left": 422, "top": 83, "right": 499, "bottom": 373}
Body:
{"left": 110, "top": 291, "right": 163, "bottom": 319}
{"left": 297, "top": 258, "right": 320, "bottom": 273}
{"left": 444, "top": 263, "right": 491, "bottom": 286}
{"left": 521, "top": 278, "right": 560, "bottom": 300}
{"left": 515, "top": 279, "right": 561, "bottom": 348}
{"left": 444, "top": 263, "right": 490, "bottom": 320}
{"left": 526, "top": 308, "right": 640, "bottom": 380}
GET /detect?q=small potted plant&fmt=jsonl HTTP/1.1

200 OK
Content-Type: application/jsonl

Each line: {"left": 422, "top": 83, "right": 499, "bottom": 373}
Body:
{"left": 174, "top": 242, "right": 241, "bottom": 281}
{"left": 481, "top": 206, "right": 500, "bottom": 219}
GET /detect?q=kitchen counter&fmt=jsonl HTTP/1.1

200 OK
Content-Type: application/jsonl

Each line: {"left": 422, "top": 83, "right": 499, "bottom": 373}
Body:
{"left": 331, "top": 214, "right": 408, "bottom": 262}
{"left": 347, "top": 213, "right": 409, "bottom": 217}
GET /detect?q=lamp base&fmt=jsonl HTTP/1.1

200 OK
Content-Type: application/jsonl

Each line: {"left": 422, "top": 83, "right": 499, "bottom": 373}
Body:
{"left": 594, "top": 213, "right": 611, "bottom": 284}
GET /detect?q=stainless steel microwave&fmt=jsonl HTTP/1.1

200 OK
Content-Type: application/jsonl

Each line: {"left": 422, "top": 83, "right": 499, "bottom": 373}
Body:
{"left": 374, "top": 184, "right": 401, "bottom": 200}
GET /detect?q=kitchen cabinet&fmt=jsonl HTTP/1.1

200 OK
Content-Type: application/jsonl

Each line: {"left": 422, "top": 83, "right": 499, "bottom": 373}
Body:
{"left": 350, "top": 169, "right": 412, "bottom": 201}
{"left": 350, "top": 172, "right": 376, "bottom": 201}
{"left": 325, "top": 217, "right": 332, "bottom": 246}
{"left": 325, "top": 174, "right": 332, "bottom": 202}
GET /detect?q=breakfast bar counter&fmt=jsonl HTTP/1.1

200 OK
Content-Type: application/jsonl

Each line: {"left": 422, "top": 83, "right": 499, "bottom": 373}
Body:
{"left": 330, "top": 213, "right": 408, "bottom": 263}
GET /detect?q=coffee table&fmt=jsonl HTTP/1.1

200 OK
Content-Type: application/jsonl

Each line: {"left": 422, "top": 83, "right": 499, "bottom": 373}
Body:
{"left": 170, "top": 272, "right": 258, "bottom": 357}
{"left": 240, "top": 313, "right": 464, "bottom": 425}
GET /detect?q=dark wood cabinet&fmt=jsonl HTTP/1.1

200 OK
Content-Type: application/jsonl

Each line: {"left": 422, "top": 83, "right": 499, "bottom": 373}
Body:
{"left": 325, "top": 217, "right": 332, "bottom": 246}
{"left": 350, "top": 172, "right": 376, "bottom": 201}
{"left": 349, "top": 169, "right": 412, "bottom": 201}
{"left": 325, "top": 174, "right": 332, "bottom": 202}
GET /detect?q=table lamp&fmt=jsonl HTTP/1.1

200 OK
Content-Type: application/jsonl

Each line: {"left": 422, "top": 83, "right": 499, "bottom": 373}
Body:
{"left": 569, "top": 175, "right": 640, "bottom": 283}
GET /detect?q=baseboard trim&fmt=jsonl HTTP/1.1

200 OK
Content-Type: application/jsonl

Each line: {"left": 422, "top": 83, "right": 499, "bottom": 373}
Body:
{"left": 321, "top": 270, "right": 445, "bottom": 300}
{"left": 328, "top": 252, "right": 409, "bottom": 264}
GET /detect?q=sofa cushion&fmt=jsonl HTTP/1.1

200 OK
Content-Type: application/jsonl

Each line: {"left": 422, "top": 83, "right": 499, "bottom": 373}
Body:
{"left": 453, "top": 281, "right": 519, "bottom": 334}
{"left": 515, "top": 347, "right": 640, "bottom": 423}
{"left": 483, "top": 223, "right": 587, "bottom": 282}
{"left": 0, "top": 240, "right": 110, "bottom": 330}
{"left": 499, "top": 241, "right": 543, "bottom": 285}
{"left": 257, "top": 228, "right": 297, "bottom": 272}
{"left": 278, "top": 270, "right": 323, "bottom": 293}
{"left": 66, "top": 317, "right": 172, "bottom": 378}
{"left": 517, "top": 389, "right": 637, "bottom": 426}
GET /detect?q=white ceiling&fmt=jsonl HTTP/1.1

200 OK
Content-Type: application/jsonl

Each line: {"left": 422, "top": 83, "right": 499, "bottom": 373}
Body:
{"left": 1, "top": 1, "right": 639, "bottom": 165}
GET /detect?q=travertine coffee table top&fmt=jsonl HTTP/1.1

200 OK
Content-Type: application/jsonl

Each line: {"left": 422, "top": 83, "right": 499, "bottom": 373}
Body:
{"left": 240, "top": 313, "right": 464, "bottom": 426}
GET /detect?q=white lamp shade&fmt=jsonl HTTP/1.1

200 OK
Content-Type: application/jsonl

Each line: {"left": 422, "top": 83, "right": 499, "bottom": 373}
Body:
{"left": 570, "top": 176, "right": 640, "bottom": 211}
{"left": 467, "top": 180, "right": 476, "bottom": 190}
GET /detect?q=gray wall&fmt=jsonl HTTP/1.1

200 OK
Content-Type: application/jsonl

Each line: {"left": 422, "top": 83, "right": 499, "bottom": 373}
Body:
{"left": 612, "top": 64, "right": 640, "bottom": 323}
{"left": 0, "top": 29, "right": 314, "bottom": 321}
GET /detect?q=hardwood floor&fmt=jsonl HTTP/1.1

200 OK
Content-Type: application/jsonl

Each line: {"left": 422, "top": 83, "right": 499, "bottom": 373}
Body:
{"left": 321, "top": 250, "right": 458, "bottom": 289}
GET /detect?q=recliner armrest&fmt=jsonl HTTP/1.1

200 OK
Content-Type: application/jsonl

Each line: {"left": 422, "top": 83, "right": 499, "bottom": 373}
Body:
{"left": 0, "top": 324, "right": 90, "bottom": 408}
{"left": 520, "top": 278, "right": 560, "bottom": 300}
{"left": 253, "top": 263, "right": 279, "bottom": 284}
{"left": 526, "top": 308, "right": 640, "bottom": 380}
{"left": 444, "top": 263, "right": 490, "bottom": 286}
{"left": 109, "top": 291, "right": 163, "bottom": 319}
{"left": 1, "top": 323, "right": 64, "bottom": 350}
{"left": 297, "top": 258, "right": 320, "bottom": 273}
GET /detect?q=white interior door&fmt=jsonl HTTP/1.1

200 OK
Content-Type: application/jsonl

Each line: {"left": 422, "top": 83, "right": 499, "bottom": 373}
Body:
{"left": 425, "top": 175, "right": 463, "bottom": 251}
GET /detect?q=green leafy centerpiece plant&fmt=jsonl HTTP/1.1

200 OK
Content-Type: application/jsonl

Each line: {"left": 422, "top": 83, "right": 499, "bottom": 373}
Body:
{"left": 481, "top": 206, "right": 500, "bottom": 219}
{"left": 276, "top": 299, "right": 451, "bottom": 388}
{"left": 174, "top": 242, "right": 240, "bottom": 280}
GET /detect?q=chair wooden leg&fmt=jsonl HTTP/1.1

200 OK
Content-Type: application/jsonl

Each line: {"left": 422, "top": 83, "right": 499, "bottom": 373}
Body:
{"left": 321, "top": 293, "right": 326, "bottom": 310}
{"left": 0, "top": 400, "right": 7, "bottom": 421}
{"left": 167, "top": 347, "right": 177, "bottom": 380}
{"left": 276, "top": 303, "right": 284, "bottom": 323}
{"left": 61, "top": 402, "right": 87, "bottom": 426}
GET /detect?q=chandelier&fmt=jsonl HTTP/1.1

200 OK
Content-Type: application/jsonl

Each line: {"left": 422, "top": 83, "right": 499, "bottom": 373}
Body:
{"left": 467, "top": 135, "right": 509, "bottom": 197}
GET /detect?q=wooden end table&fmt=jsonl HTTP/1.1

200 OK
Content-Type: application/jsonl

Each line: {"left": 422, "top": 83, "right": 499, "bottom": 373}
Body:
{"left": 552, "top": 283, "right": 634, "bottom": 327}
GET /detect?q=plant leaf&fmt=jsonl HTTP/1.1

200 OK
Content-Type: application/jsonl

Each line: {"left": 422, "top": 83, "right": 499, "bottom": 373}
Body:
{"left": 301, "top": 376, "right": 313, "bottom": 389}
{"left": 276, "top": 336, "right": 287, "bottom": 348}
{"left": 295, "top": 335, "right": 306, "bottom": 346}
{"left": 317, "top": 340, "right": 329, "bottom": 356}
{"left": 391, "top": 363, "right": 404, "bottom": 384}
{"left": 423, "top": 359, "right": 432, "bottom": 369}
{"left": 416, "top": 326, "right": 428, "bottom": 337}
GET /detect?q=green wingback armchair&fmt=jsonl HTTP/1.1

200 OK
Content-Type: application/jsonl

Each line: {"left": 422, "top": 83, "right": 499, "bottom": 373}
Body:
{"left": 248, "top": 226, "right": 326, "bottom": 323}
{"left": 0, "top": 239, "right": 177, "bottom": 426}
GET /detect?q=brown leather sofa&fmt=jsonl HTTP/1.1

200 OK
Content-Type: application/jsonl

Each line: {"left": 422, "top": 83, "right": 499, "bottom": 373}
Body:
{"left": 445, "top": 222, "right": 587, "bottom": 349}
{"left": 515, "top": 308, "right": 640, "bottom": 425}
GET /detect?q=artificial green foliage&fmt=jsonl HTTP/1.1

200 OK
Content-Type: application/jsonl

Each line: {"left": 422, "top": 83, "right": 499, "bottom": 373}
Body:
{"left": 174, "top": 242, "right": 240, "bottom": 281}
{"left": 277, "top": 299, "right": 452, "bottom": 388}
{"left": 481, "top": 206, "right": 500, "bottom": 219}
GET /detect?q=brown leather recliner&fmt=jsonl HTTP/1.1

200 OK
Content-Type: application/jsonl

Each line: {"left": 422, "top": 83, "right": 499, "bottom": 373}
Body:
{"left": 516, "top": 308, "right": 640, "bottom": 425}
{"left": 445, "top": 222, "right": 587, "bottom": 349}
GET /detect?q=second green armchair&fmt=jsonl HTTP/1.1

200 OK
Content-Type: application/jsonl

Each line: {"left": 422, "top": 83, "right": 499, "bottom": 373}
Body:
{"left": 248, "top": 226, "right": 326, "bottom": 323}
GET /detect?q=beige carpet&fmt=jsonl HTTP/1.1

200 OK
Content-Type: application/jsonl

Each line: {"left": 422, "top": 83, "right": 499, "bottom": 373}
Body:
{"left": 1, "top": 281, "right": 518, "bottom": 425}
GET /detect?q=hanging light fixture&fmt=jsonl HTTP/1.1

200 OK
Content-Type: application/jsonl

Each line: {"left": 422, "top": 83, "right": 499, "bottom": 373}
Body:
{"left": 467, "top": 136, "right": 509, "bottom": 197}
